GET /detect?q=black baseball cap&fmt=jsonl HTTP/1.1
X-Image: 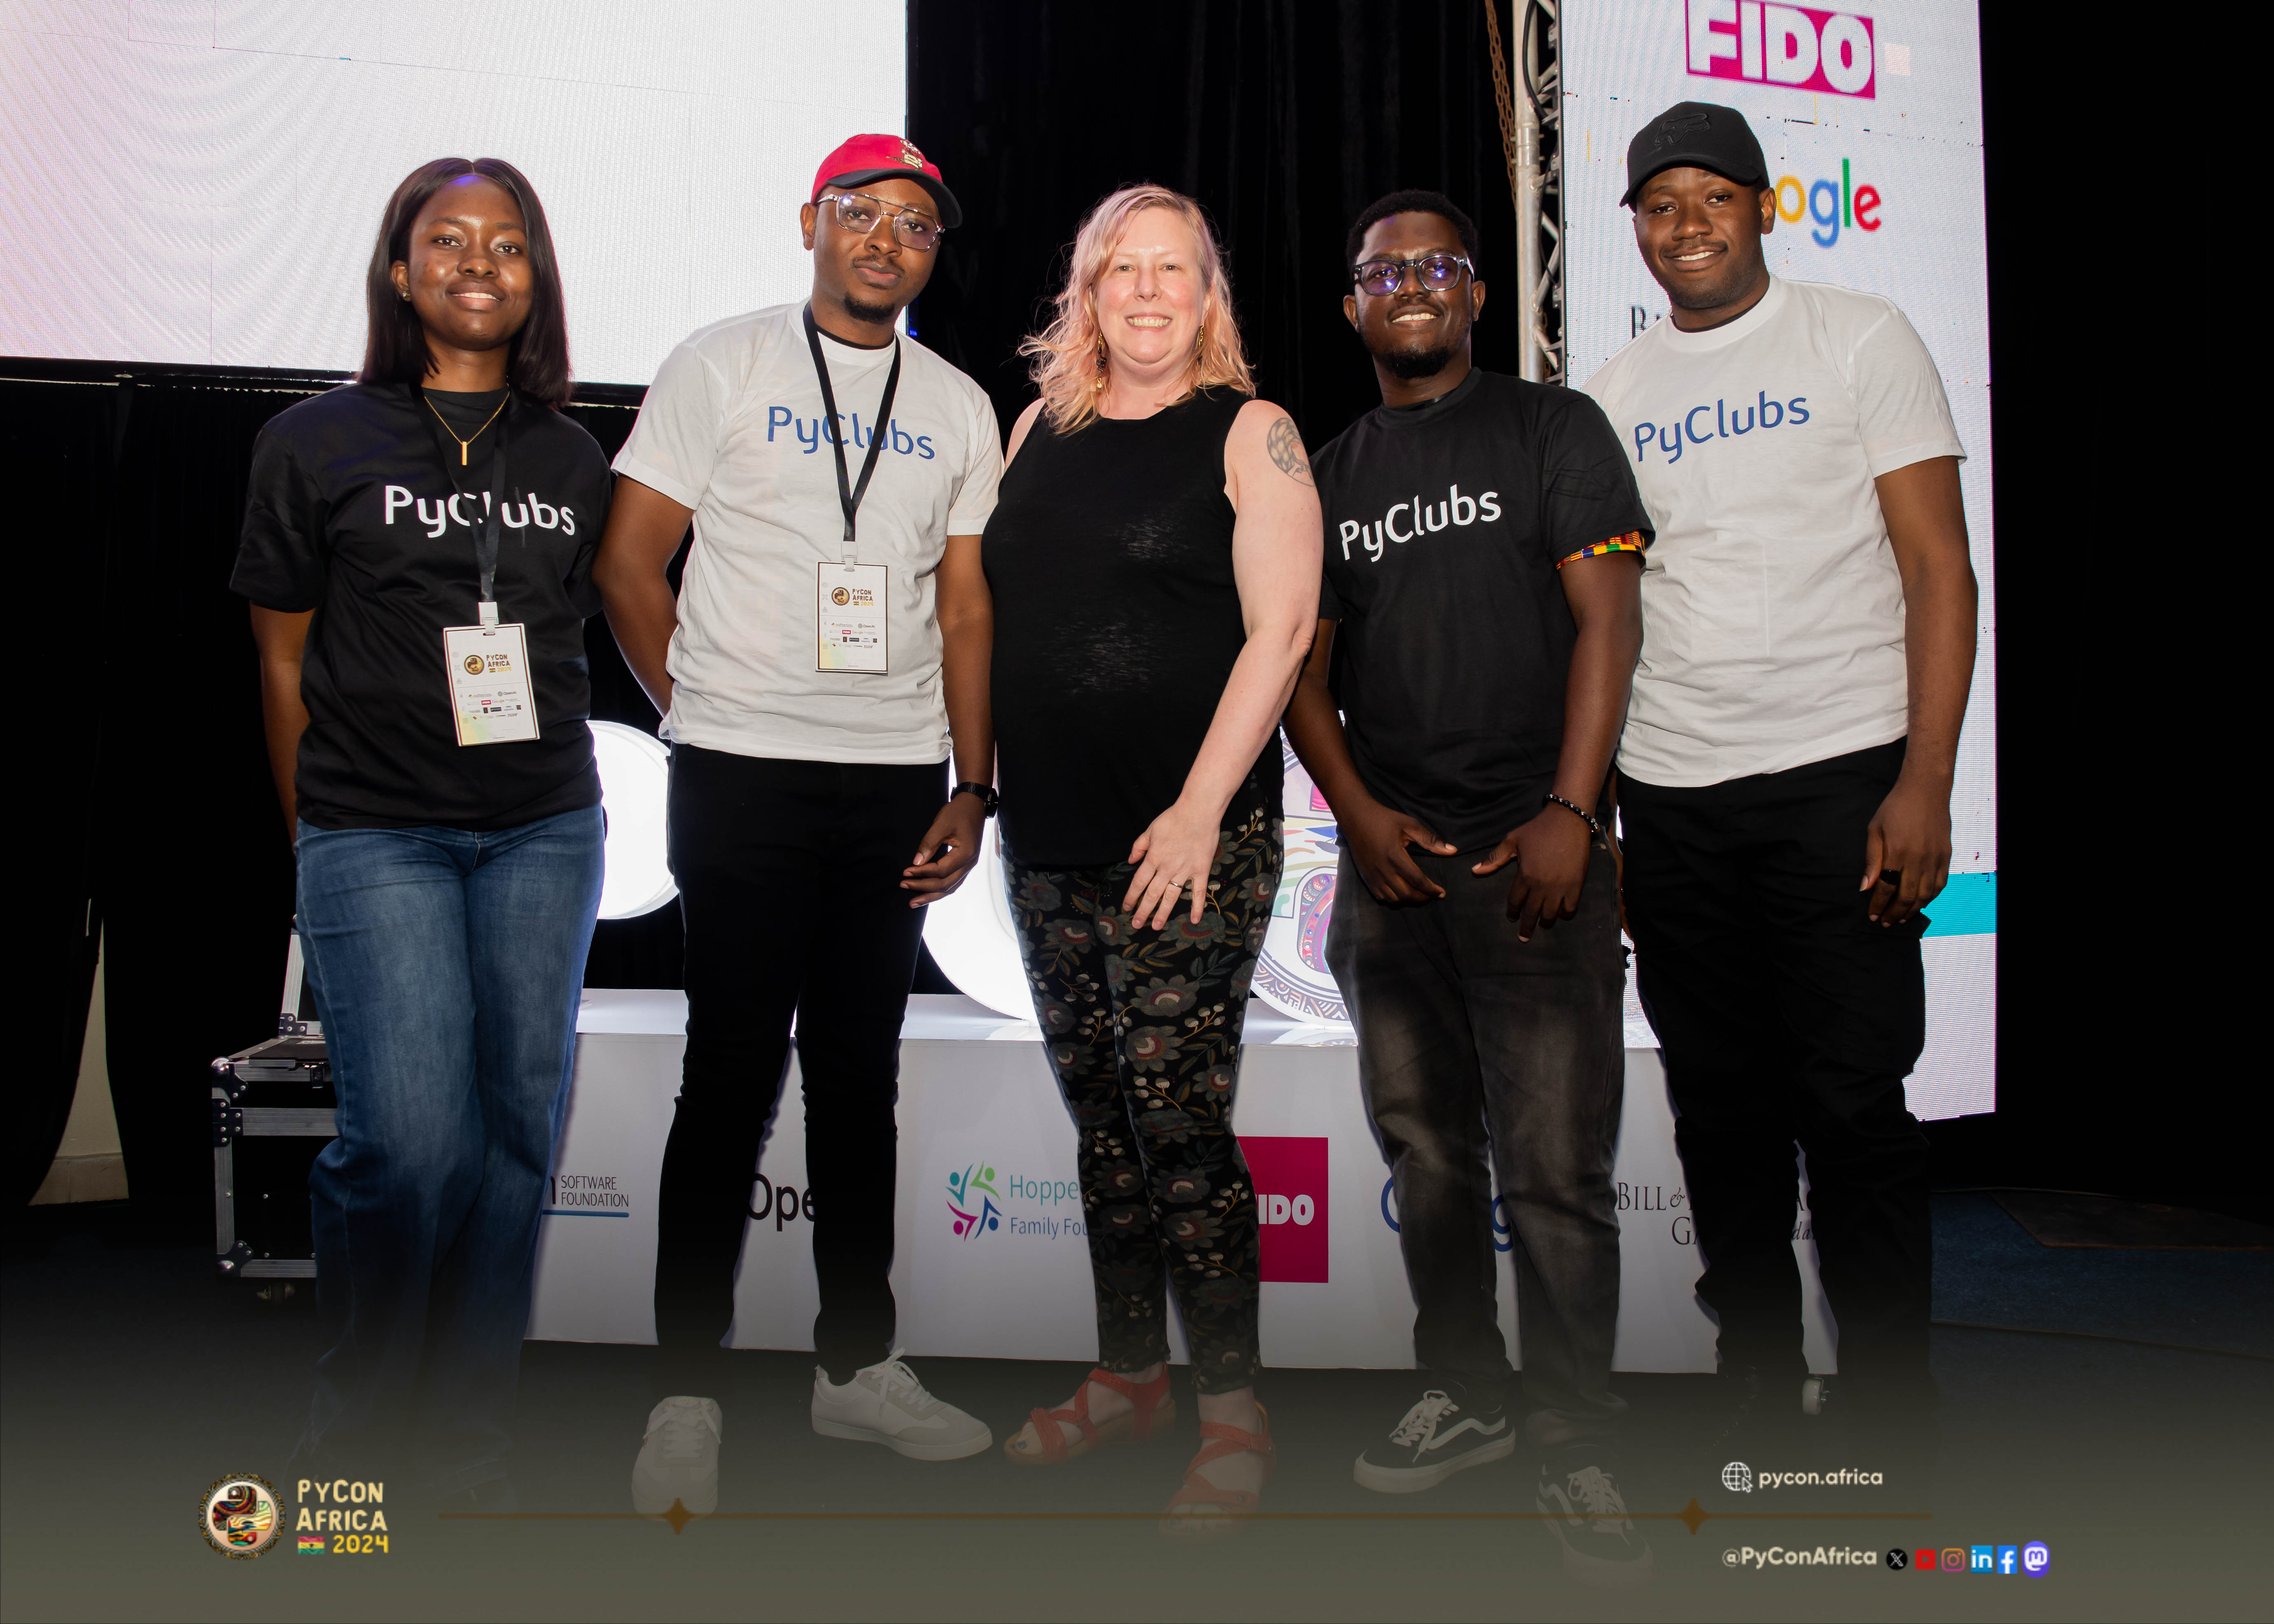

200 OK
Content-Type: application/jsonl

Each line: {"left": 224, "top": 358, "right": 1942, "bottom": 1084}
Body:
{"left": 1620, "top": 100, "right": 1767, "bottom": 208}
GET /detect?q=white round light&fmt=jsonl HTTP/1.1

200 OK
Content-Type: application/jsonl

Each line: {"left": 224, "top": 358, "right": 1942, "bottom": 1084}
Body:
{"left": 590, "top": 721, "right": 676, "bottom": 920}
{"left": 1253, "top": 742, "right": 1352, "bottom": 1026}
{"left": 919, "top": 818, "right": 1034, "bottom": 1020}
{"left": 922, "top": 751, "right": 1361, "bottom": 1031}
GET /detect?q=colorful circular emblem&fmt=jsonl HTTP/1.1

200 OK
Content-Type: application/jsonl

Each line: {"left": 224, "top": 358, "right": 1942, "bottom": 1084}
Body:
{"left": 200, "top": 1474, "right": 280, "bottom": 1558}
{"left": 1252, "top": 743, "right": 1347, "bottom": 1024}
{"left": 831, "top": 586, "right": 851, "bottom": 606}
{"left": 462, "top": 654, "right": 485, "bottom": 674}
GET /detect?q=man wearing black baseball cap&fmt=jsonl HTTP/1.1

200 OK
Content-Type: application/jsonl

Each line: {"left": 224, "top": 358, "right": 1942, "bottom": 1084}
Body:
{"left": 596, "top": 135, "right": 1004, "bottom": 1512}
{"left": 1584, "top": 100, "right": 1979, "bottom": 1472}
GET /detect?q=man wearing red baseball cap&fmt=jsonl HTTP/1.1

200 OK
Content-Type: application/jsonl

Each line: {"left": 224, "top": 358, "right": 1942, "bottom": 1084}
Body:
{"left": 595, "top": 134, "right": 1003, "bottom": 1513}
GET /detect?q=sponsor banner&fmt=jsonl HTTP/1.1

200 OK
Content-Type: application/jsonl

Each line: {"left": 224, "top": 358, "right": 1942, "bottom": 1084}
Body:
{"left": 1565, "top": 0, "right": 1995, "bottom": 1119}
{"left": 527, "top": 993, "right": 1836, "bottom": 1372}
{"left": 1245, "top": 1135, "right": 1329, "bottom": 1284}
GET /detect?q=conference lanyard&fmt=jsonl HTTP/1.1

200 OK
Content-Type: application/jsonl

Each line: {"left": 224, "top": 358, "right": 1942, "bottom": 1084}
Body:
{"left": 801, "top": 303, "right": 902, "bottom": 567}
{"left": 413, "top": 385, "right": 516, "bottom": 625}
{"left": 414, "top": 387, "right": 539, "bottom": 744}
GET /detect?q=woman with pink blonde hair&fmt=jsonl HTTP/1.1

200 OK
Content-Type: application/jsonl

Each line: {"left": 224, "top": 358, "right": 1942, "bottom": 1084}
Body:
{"left": 969, "top": 184, "right": 1323, "bottom": 1541}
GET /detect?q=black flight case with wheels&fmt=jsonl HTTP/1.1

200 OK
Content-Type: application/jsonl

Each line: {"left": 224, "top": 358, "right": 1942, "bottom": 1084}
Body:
{"left": 211, "top": 932, "right": 335, "bottom": 1295}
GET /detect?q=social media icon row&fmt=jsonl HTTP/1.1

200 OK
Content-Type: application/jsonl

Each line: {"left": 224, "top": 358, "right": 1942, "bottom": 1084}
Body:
{"left": 1904, "top": 1542, "right": 2049, "bottom": 1574}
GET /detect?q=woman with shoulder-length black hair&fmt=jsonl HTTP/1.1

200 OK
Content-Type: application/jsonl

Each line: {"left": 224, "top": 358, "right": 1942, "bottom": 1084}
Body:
{"left": 360, "top": 156, "right": 575, "bottom": 408}
{"left": 231, "top": 156, "right": 612, "bottom": 1509}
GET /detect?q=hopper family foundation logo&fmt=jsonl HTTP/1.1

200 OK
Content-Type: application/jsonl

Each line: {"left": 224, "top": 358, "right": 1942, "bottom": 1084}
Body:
{"left": 947, "top": 1163, "right": 1002, "bottom": 1238}
{"left": 945, "top": 1160, "right": 1087, "bottom": 1240}
{"left": 200, "top": 1473, "right": 280, "bottom": 1558}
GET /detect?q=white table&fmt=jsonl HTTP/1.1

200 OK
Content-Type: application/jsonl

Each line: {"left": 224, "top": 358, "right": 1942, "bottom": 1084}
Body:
{"left": 527, "top": 992, "right": 1836, "bottom": 1373}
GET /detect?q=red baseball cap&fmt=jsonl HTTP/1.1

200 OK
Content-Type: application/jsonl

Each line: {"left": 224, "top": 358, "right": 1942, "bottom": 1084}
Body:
{"left": 810, "top": 134, "right": 962, "bottom": 231}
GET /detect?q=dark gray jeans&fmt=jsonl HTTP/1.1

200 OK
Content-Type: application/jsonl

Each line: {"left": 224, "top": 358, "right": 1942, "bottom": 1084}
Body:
{"left": 1326, "top": 835, "right": 1628, "bottom": 1451}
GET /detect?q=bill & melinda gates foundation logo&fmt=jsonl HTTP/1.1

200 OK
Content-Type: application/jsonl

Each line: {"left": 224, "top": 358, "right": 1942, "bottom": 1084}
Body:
{"left": 943, "top": 1138, "right": 1329, "bottom": 1283}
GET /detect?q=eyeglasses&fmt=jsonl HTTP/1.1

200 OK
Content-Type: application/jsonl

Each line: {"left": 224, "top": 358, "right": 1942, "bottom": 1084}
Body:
{"left": 1351, "top": 253, "right": 1473, "bottom": 296}
{"left": 822, "top": 190, "right": 944, "bottom": 252}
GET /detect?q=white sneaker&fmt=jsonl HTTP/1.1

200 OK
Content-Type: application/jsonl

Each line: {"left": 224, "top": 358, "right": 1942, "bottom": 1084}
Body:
{"left": 810, "top": 1354, "right": 992, "bottom": 1461}
{"left": 631, "top": 1396, "right": 721, "bottom": 1514}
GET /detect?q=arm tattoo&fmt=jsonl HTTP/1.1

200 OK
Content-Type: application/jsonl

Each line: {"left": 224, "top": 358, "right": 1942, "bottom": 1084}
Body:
{"left": 1266, "top": 415, "right": 1314, "bottom": 486}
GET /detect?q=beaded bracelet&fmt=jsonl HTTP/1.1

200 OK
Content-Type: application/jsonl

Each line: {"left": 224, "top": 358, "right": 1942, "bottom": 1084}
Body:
{"left": 1543, "top": 792, "right": 1602, "bottom": 840}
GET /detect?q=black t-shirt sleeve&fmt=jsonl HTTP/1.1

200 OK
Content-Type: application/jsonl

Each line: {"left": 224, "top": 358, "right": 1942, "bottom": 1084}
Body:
{"left": 558, "top": 432, "right": 611, "bottom": 620}
{"left": 1318, "top": 569, "right": 1346, "bottom": 621}
{"left": 1539, "top": 392, "right": 1655, "bottom": 564}
{"left": 230, "top": 425, "right": 328, "bottom": 611}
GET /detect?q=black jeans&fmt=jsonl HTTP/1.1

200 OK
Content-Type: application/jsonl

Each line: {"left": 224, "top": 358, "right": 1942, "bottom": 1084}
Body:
{"left": 1326, "top": 833, "right": 1628, "bottom": 1451}
{"left": 1620, "top": 739, "right": 1933, "bottom": 1413}
{"left": 652, "top": 745, "right": 945, "bottom": 1390}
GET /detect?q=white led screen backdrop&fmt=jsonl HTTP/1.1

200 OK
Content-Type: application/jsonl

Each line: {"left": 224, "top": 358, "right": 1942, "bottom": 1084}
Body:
{"left": 0, "top": 1, "right": 904, "bottom": 384}
{"left": 1563, "top": 0, "right": 1996, "bottom": 1118}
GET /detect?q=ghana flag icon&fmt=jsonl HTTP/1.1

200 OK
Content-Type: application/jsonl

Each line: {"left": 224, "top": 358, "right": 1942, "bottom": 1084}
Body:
{"left": 297, "top": 1536, "right": 326, "bottom": 1554}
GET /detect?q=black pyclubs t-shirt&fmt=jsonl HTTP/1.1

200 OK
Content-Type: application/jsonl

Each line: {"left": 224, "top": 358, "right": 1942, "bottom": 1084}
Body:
{"left": 1311, "top": 369, "right": 1652, "bottom": 851}
{"left": 231, "top": 382, "right": 613, "bottom": 831}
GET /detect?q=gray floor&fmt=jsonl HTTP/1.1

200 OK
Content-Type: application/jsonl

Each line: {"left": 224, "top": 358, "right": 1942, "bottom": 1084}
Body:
{"left": 3, "top": 1193, "right": 2267, "bottom": 1622}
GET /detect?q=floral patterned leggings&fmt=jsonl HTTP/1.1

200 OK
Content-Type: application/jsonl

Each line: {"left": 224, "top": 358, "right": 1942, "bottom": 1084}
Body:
{"left": 1003, "top": 801, "right": 1283, "bottom": 1393}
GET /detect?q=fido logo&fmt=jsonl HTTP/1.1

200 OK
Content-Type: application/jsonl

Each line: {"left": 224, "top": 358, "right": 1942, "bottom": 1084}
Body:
{"left": 1687, "top": 0, "right": 1875, "bottom": 99}
{"left": 1244, "top": 1136, "right": 1328, "bottom": 1283}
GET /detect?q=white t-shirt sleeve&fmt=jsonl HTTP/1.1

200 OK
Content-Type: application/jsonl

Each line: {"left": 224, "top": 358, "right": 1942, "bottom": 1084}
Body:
{"left": 1845, "top": 303, "right": 1966, "bottom": 478}
{"left": 612, "top": 339, "right": 727, "bottom": 510}
{"left": 945, "top": 384, "right": 1004, "bottom": 534}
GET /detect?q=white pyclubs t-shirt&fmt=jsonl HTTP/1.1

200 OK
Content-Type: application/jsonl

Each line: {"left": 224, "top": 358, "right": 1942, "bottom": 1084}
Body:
{"left": 614, "top": 302, "right": 1003, "bottom": 764}
{"left": 1583, "top": 277, "right": 1964, "bottom": 787}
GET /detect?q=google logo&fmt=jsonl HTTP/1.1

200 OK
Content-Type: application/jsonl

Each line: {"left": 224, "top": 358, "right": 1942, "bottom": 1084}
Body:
{"left": 1774, "top": 159, "right": 1880, "bottom": 248}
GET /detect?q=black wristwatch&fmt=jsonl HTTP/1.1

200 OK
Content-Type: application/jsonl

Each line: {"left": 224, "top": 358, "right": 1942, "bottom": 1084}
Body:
{"left": 950, "top": 781, "right": 999, "bottom": 817}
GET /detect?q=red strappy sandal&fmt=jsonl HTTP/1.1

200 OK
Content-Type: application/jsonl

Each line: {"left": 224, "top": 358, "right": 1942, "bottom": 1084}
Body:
{"left": 1159, "top": 1403, "right": 1274, "bottom": 1544}
{"left": 1002, "top": 1366, "right": 1176, "bottom": 1467}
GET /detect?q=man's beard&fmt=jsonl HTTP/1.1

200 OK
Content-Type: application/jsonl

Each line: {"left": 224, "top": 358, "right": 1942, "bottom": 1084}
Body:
{"left": 1383, "top": 343, "right": 1455, "bottom": 380}
{"left": 839, "top": 289, "right": 899, "bottom": 325}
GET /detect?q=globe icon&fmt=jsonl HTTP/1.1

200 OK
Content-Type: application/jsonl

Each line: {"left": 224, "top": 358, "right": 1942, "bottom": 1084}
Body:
{"left": 1721, "top": 1460, "right": 1753, "bottom": 1493}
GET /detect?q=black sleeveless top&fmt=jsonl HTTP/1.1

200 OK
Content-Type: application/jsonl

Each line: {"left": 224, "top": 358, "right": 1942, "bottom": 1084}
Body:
{"left": 983, "top": 387, "right": 1280, "bottom": 868}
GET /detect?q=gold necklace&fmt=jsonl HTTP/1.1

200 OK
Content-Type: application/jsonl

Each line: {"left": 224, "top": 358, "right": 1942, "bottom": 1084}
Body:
{"left": 425, "top": 392, "right": 508, "bottom": 466}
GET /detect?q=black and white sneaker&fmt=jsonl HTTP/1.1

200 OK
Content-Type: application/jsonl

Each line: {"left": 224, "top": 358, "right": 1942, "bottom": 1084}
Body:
{"left": 1353, "top": 1388, "right": 1515, "bottom": 1493}
{"left": 1538, "top": 1459, "right": 1653, "bottom": 1584}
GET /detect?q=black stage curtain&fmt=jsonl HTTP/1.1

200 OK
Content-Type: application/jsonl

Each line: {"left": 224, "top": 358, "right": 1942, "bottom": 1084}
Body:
{"left": 908, "top": 0, "right": 1525, "bottom": 447}
{"left": 904, "top": 0, "right": 2231, "bottom": 1215}
{"left": 0, "top": 0, "right": 2225, "bottom": 1231}
{"left": 0, "top": 368, "right": 685, "bottom": 1233}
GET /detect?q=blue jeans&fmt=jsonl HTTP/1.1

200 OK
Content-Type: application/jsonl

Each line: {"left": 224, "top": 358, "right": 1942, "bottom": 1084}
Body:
{"left": 295, "top": 805, "right": 603, "bottom": 1493}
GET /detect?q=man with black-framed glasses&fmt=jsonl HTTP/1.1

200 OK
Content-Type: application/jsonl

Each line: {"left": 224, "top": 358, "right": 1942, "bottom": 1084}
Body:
{"left": 595, "top": 134, "right": 1004, "bottom": 1514}
{"left": 1282, "top": 189, "right": 1653, "bottom": 1583}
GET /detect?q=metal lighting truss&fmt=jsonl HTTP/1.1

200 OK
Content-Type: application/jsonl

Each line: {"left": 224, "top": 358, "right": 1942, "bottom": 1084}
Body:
{"left": 1487, "top": 0, "right": 1565, "bottom": 384}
